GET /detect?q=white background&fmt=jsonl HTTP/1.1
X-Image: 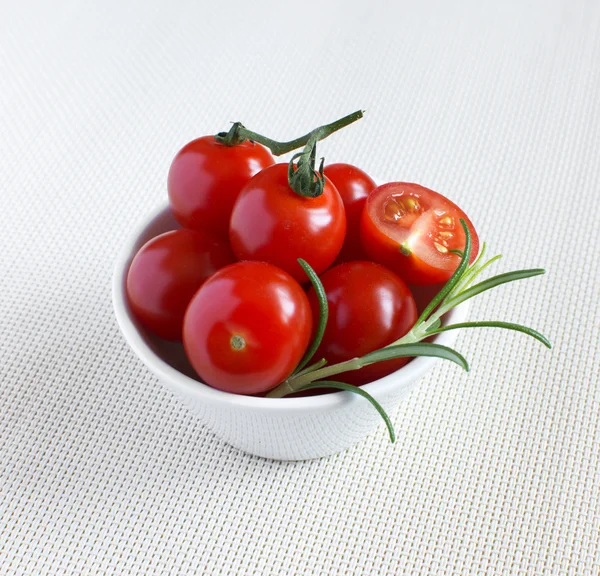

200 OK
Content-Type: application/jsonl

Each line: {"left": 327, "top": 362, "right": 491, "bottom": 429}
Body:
{"left": 1, "top": 0, "right": 599, "bottom": 573}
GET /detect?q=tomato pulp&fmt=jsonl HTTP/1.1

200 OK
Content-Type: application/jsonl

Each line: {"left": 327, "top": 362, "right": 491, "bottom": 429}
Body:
{"left": 183, "top": 261, "right": 313, "bottom": 395}
{"left": 229, "top": 163, "right": 346, "bottom": 282}
{"left": 168, "top": 136, "right": 274, "bottom": 238}
{"left": 361, "top": 182, "right": 479, "bottom": 285}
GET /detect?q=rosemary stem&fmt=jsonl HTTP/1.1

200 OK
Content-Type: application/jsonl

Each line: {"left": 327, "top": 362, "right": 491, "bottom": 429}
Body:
{"left": 267, "top": 357, "right": 362, "bottom": 398}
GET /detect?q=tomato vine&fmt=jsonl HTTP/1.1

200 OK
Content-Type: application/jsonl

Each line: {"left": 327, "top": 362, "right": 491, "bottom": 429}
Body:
{"left": 215, "top": 110, "right": 364, "bottom": 198}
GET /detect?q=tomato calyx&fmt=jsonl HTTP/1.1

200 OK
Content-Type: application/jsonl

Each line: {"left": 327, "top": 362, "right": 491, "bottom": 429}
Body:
{"left": 215, "top": 110, "right": 365, "bottom": 198}
{"left": 267, "top": 224, "right": 551, "bottom": 444}
{"left": 215, "top": 122, "right": 247, "bottom": 147}
{"left": 285, "top": 110, "right": 364, "bottom": 198}
{"left": 287, "top": 141, "right": 326, "bottom": 198}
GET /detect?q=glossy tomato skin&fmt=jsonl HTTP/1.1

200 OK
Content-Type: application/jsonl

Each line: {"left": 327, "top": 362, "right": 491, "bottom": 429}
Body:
{"left": 126, "top": 229, "right": 235, "bottom": 341}
{"left": 168, "top": 136, "right": 274, "bottom": 238}
{"left": 229, "top": 163, "right": 346, "bottom": 282}
{"left": 361, "top": 182, "right": 480, "bottom": 285}
{"left": 323, "top": 163, "right": 376, "bottom": 262}
{"left": 183, "top": 261, "right": 312, "bottom": 395}
{"left": 307, "top": 261, "right": 418, "bottom": 386}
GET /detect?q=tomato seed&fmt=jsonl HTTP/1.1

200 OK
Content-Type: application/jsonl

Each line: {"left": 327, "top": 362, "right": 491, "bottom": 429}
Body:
{"left": 384, "top": 198, "right": 405, "bottom": 221}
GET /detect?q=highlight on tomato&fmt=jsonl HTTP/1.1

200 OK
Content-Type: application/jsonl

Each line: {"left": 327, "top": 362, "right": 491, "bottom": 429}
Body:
{"left": 126, "top": 229, "right": 235, "bottom": 341}
{"left": 360, "top": 182, "right": 480, "bottom": 285}
{"left": 182, "top": 261, "right": 313, "bottom": 395}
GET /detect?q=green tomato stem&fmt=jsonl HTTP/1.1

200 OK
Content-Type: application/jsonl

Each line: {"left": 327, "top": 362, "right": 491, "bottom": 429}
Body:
{"left": 216, "top": 111, "right": 364, "bottom": 198}
{"left": 215, "top": 110, "right": 364, "bottom": 155}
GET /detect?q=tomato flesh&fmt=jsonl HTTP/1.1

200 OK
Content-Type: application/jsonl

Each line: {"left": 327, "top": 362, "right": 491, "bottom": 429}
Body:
{"left": 183, "top": 261, "right": 312, "bottom": 395}
{"left": 361, "top": 182, "right": 479, "bottom": 285}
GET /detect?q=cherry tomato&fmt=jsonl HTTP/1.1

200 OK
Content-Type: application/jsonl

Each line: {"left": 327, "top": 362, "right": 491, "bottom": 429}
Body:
{"left": 323, "top": 163, "right": 376, "bottom": 262}
{"left": 168, "top": 136, "right": 274, "bottom": 238}
{"left": 307, "top": 261, "right": 417, "bottom": 385}
{"left": 361, "top": 182, "right": 480, "bottom": 285}
{"left": 183, "top": 261, "right": 312, "bottom": 395}
{"left": 229, "top": 163, "right": 346, "bottom": 282}
{"left": 126, "top": 229, "right": 235, "bottom": 341}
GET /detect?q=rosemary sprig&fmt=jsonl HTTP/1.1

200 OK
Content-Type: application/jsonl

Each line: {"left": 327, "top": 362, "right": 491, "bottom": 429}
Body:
{"left": 267, "top": 222, "right": 551, "bottom": 443}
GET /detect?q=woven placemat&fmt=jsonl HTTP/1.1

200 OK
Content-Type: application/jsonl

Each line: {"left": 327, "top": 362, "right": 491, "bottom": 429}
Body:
{"left": 1, "top": 0, "right": 598, "bottom": 573}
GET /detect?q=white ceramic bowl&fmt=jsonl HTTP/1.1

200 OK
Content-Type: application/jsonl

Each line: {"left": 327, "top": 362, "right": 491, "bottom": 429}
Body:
{"left": 112, "top": 204, "right": 468, "bottom": 460}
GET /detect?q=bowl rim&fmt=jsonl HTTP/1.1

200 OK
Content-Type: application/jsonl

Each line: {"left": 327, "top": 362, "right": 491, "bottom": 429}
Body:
{"left": 112, "top": 202, "right": 469, "bottom": 413}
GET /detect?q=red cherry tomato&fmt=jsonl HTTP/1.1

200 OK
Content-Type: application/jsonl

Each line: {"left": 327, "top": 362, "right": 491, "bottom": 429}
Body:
{"left": 323, "top": 163, "right": 376, "bottom": 262}
{"left": 183, "top": 261, "right": 312, "bottom": 395}
{"left": 126, "top": 229, "right": 235, "bottom": 341}
{"left": 168, "top": 136, "right": 274, "bottom": 238}
{"left": 307, "top": 261, "right": 418, "bottom": 385}
{"left": 229, "top": 163, "right": 347, "bottom": 282}
{"left": 361, "top": 182, "right": 480, "bottom": 285}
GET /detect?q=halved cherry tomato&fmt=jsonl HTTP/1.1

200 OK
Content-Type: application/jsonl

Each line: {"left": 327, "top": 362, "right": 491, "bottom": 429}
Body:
{"left": 323, "top": 163, "right": 376, "bottom": 262}
{"left": 183, "top": 261, "right": 312, "bottom": 395}
{"left": 307, "top": 261, "right": 418, "bottom": 385}
{"left": 126, "top": 229, "right": 235, "bottom": 341}
{"left": 229, "top": 163, "right": 346, "bottom": 282}
{"left": 361, "top": 182, "right": 479, "bottom": 285}
{"left": 168, "top": 136, "right": 274, "bottom": 238}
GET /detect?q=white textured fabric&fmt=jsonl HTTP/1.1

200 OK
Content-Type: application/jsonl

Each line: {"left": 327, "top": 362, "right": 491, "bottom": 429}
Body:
{"left": 1, "top": 0, "right": 599, "bottom": 573}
